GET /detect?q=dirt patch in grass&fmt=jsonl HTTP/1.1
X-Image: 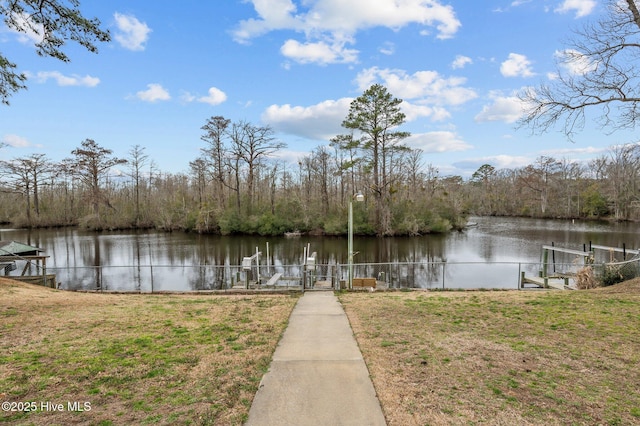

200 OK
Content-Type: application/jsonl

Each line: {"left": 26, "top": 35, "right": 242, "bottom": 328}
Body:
{"left": 340, "top": 285, "right": 640, "bottom": 426}
{"left": 0, "top": 278, "right": 299, "bottom": 425}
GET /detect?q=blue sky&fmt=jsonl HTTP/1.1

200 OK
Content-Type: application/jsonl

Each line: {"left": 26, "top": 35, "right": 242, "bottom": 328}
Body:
{"left": 1, "top": 0, "right": 633, "bottom": 177}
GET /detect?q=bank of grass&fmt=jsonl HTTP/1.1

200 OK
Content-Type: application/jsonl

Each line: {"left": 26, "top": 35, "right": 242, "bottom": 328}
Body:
{"left": 340, "top": 280, "right": 640, "bottom": 426}
{"left": 0, "top": 278, "right": 299, "bottom": 425}
{"left": 3, "top": 278, "right": 640, "bottom": 426}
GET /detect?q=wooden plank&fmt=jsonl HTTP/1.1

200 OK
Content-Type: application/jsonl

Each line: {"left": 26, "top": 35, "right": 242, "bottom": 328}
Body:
{"left": 545, "top": 280, "right": 566, "bottom": 290}
{"left": 591, "top": 244, "right": 640, "bottom": 255}
{"left": 522, "top": 275, "right": 569, "bottom": 290}
{"left": 542, "top": 245, "right": 592, "bottom": 257}
{"left": 522, "top": 276, "right": 546, "bottom": 286}
{"left": 8, "top": 274, "right": 57, "bottom": 288}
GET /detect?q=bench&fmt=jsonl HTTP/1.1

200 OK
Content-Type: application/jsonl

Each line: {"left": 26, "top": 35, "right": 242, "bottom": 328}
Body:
{"left": 352, "top": 278, "right": 376, "bottom": 288}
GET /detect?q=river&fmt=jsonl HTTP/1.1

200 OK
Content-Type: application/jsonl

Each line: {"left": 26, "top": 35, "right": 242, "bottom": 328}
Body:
{"left": 1, "top": 217, "right": 638, "bottom": 291}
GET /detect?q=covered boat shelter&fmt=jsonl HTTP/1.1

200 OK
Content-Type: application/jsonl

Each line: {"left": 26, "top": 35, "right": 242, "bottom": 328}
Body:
{"left": 0, "top": 241, "right": 54, "bottom": 287}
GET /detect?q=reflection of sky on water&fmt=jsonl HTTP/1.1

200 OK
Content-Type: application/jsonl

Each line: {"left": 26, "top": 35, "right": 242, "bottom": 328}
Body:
{"left": 1, "top": 217, "right": 638, "bottom": 291}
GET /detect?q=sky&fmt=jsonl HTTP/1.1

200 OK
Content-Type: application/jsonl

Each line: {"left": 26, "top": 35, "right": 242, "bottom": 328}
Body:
{"left": 0, "top": 0, "right": 635, "bottom": 178}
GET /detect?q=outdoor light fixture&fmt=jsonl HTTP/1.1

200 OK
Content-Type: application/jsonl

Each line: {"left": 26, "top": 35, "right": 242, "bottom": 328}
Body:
{"left": 348, "top": 191, "right": 365, "bottom": 290}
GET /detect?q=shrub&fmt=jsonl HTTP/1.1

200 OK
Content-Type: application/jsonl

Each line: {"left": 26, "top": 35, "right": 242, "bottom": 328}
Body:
{"left": 600, "top": 262, "right": 639, "bottom": 287}
{"left": 575, "top": 266, "right": 599, "bottom": 289}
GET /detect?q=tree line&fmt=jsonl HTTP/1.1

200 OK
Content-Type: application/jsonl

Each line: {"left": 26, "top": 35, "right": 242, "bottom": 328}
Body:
{"left": 3, "top": 1, "right": 640, "bottom": 234}
{"left": 1, "top": 125, "right": 639, "bottom": 237}
{"left": 465, "top": 145, "right": 640, "bottom": 221}
{"left": 0, "top": 85, "right": 466, "bottom": 236}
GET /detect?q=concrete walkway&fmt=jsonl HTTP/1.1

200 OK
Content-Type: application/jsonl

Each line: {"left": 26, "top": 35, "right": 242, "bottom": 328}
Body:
{"left": 245, "top": 291, "right": 387, "bottom": 426}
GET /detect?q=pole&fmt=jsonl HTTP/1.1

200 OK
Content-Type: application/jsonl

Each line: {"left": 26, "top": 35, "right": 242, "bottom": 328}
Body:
{"left": 348, "top": 200, "right": 354, "bottom": 290}
{"left": 256, "top": 246, "right": 260, "bottom": 285}
{"left": 266, "top": 242, "right": 270, "bottom": 275}
{"left": 302, "top": 246, "right": 307, "bottom": 292}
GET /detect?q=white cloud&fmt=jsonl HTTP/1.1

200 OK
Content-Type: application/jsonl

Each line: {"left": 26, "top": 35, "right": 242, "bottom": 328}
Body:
{"left": 135, "top": 84, "right": 170, "bottom": 102}
{"left": 234, "top": 0, "right": 461, "bottom": 63}
{"left": 5, "top": 12, "right": 44, "bottom": 44}
{"left": 197, "top": 87, "right": 227, "bottom": 105}
{"left": 540, "top": 146, "right": 606, "bottom": 156}
{"left": 405, "top": 131, "right": 473, "bottom": 153}
{"left": 379, "top": 42, "right": 395, "bottom": 56}
{"left": 235, "top": 0, "right": 461, "bottom": 40}
{"left": 555, "top": 49, "right": 597, "bottom": 75}
{"left": 451, "top": 55, "right": 472, "bottom": 69}
{"left": 500, "top": 53, "right": 535, "bottom": 78}
{"left": 114, "top": 12, "right": 151, "bottom": 51}
{"left": 280, "top": 38, "right": 358, "bottom": 64}
{"left": 555, "top": 0, "right": 596, "bottom": 18}
{"left": 355, "top": 67, "right": 478, "bottom": 106}
{"left": 232, "top": 0, "right": 301, "bottom": 41}
{"left": 33, "top": 71, "right": 100, "bottom": 87}
{"left": 401, "top": 101, "right": 451, "bottom": 122}
{"left": 262, "top": 98, "right": 353, "bottom": 140}
{"left": 263, "top": 95, "right": 452, "bottom": 139}
{"left": 271, "top": 148, "right": 311, "bottom": 164}
{"left": 475, "top": 92, "right": 524, "bottom": 123}
{"left": 1, "top": 134, "right": 31, "bottom": 148}
{"left": 180, "top": 92, "right": 196, "bottom": 103}
{"left": 453, "top": 155, "right": 531, "bottom": 171}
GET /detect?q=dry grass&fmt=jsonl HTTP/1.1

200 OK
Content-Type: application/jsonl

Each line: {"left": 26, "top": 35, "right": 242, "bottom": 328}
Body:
{"left": 0, "top": 278, "right": 299, "bottom": 425}
{"left": 575, "top": 265, "right": 599, "bottom": 289}
{"left": 4, "top": 276, "right": 640, "bottom": 426}
{"left": 341, "top": 280, "right": 640, "bottom": 426}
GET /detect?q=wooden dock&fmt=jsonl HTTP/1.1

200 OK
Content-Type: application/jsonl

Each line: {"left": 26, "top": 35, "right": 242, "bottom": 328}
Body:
{"left": 6, "top": 274, "right": 58, "bottom": 288}
{"left": 521, "top": 272, "right": 573, "bottom": 290}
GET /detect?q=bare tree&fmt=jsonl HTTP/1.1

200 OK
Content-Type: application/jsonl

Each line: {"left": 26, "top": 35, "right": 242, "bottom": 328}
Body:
{"left": 229, "top": 121, "right": 285, "bottom": 215}
{"left": 189, "top": 157, "right": 208, "bottom": 208}
{"left": 68, "top": 139, "right": 126, "bottom": 220}
{"left": 518, "top": 156, "right": 562, "bottom": 215}
{"left": 1, "top": 153, "right": 52, "bottom": 225}
{"left": 603, "top": 143, "right": 640, "bottom": 219}
{"left": 128, "top": 144, "right": 148, "bottom": 226}
{"left": 520, "top": 0, "right": 640, "bottom": 139}
{"left": 330, "top": 133, "right": 361, "bottom": 202}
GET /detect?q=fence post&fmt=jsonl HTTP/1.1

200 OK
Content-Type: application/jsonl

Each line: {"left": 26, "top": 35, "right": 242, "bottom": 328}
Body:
{"left": 442, "top": 262, "right": 446, "bottom": 290}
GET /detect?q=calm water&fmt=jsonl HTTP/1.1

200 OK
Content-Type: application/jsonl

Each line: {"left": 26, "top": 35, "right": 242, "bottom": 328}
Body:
{"left": 1, "top": 217, "right": 638, "bottom": 291}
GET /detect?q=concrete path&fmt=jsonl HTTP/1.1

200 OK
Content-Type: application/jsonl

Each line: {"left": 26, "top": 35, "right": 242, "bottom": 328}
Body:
{"left": 245, "top": 291, "right": 387, "bottom": 426}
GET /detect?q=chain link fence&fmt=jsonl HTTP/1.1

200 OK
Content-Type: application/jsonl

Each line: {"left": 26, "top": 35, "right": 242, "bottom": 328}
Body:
{"left": 39, "top": 261, "right": 591, "bottom": 292}
{"left": 593, "top": 256, "right": 640, "bottom": 286}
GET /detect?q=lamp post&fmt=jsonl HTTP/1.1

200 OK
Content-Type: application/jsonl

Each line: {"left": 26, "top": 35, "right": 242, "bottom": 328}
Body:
{"left": 348, "top": 191, "right": 365, "bottom": 289}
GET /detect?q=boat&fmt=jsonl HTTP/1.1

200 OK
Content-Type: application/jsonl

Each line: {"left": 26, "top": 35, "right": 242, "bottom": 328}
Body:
{"left": 284, "top": 231, "right": 303, "bottom": 238}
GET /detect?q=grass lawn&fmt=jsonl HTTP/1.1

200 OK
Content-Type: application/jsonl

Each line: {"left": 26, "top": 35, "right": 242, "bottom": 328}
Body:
{"left": 2, "top": 277, "right": 640, "bottom": 425}
{"left": 340, "top": 279, "right": 640, "bottom": 426}
{"left": 0, "top": 278, "right": 299, "bottom": 425}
